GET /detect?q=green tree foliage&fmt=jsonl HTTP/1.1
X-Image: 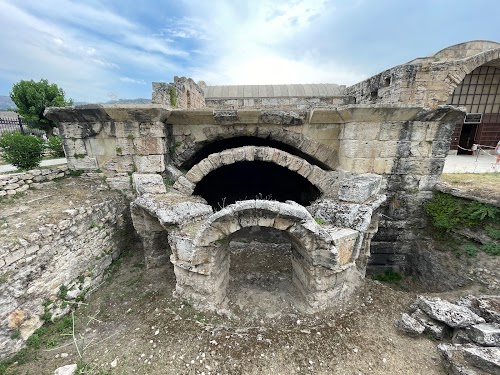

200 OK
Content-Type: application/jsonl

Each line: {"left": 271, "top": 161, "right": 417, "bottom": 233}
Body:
{"left": 0, "top": 133, "right": 45, "bottom": 170}
{"left": 46, "top": 135, "right": 65, "bottom": 157}
{"left": 9, "top": 79, "right": 73, "bottom": 135}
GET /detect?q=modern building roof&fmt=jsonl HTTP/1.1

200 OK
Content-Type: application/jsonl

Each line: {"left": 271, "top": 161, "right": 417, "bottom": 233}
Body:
{"left": 204, "top": 84, "right": 344, "bottom": 99}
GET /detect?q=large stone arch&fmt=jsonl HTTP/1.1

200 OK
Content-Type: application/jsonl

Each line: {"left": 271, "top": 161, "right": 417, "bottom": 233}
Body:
{"left": 168, "top": 200, "right": 362, "bottom": 312}
{"left": 172, "top": 126, "right": 338, "bottom": 170}
{"left": 172, "top": 146, "right": 338, "bottom": 196}
{"left": 444, "top": 48, "right": 500, "bottom": 99}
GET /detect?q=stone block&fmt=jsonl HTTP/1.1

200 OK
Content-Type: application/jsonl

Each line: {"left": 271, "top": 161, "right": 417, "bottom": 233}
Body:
{"left": 463, "top": 346, "right": 500, "bottom": 374}
{"left": 67, "top": 156, "right": 98, "bottom": 170}
{"left": 338, "top": 174, "right": 381, "bottom": 203}
{"left": 396, "top": 313, "right": 425, "bottom": 336}
{"left": 326, "top": 228, "right": 358, "bottom": 265}
{"left": 133, "top": 173, "right": 167, "bottom": 195}
{"left": 133, "top": 155, "right": 165, "bottom": 173}
{"left": 172, "top": 176, "right": 195, "bottom": 195}
{"left": 133, "top": 137, "right": 166, "bottom": 155}
{"left": 418, "top": 296, "right": 485, "bottom": 328}
{"left": 466, "top": 323, "right": 500, "bottom": 347}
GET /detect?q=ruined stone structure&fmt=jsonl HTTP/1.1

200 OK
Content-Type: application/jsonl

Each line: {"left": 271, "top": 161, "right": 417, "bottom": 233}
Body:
{"left": 41, "top": 40, "right": 500, "bottom": 313}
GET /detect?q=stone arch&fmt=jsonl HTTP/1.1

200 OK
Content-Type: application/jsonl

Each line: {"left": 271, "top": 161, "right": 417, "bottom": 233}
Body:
{"left": 173, "top": 146, "right": 336, "bottom": 196}
{"left": 168, "top": 200, "right": 362, "bottom": 311}
{"left": 444, "top": 48, "right": 500, "bottom": 98}
{"left": 172, "top": 126, "right": 338, "bottom": 170}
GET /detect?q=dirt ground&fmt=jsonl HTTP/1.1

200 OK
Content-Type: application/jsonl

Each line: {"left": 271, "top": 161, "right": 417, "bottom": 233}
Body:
{"left": 0, "top": 174, "right": 498, "bottom": 375}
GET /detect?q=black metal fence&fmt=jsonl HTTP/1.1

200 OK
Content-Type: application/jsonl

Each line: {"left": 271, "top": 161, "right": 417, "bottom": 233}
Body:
{"left": 0, "top": 115, "right": 45, "bottom": 137}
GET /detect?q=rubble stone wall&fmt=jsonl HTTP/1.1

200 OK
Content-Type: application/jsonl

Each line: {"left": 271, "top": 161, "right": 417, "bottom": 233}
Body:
{"left": 0, "top": 166, "right": 68, "bottom": 197}
{"left": 0, "top": 193, "right": 129, "bottom": 359}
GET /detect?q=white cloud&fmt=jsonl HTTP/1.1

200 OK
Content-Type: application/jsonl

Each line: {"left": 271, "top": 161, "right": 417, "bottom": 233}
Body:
{"left": 178, "top": 0, "right": 366, "bottom": 86}
{"left": 120, "top": 77, "right": 147, "bottom": 85}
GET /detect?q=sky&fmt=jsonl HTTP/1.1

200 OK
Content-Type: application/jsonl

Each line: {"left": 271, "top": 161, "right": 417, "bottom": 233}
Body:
{"left": 0, "top": 0, "right": 499, "bottom": 103}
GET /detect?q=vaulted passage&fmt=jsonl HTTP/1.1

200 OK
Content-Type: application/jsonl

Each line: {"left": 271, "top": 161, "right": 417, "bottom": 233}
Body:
{"left": 226, "top": 227, "right": 299, "bottom": 315}
{"left": 181, "top": 136, "right": 332, "bottom": 170}
{"left": 193, "top": 161, "right": 321, "bottom": 209}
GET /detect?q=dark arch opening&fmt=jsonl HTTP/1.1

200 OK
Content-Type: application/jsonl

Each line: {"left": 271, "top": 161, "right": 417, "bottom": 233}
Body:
{"left": 193, "top": 161, "right": 321, "bottom": 209}
{"left": 226, "top": 226, "right": 300, "bottom": 315}
{"left": 181, "top": 136, "right": 332, "bottom": 171}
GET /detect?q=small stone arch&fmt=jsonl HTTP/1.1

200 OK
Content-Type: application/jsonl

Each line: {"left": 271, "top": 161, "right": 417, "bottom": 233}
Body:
{"left": 168, "top": 200, "right": 362, "bottom": 311}
{"left": 172, "top": 126, "right": 338, "bottom": 170}
{"left": 173, "top": 146, "right": 337, "bottom": 196}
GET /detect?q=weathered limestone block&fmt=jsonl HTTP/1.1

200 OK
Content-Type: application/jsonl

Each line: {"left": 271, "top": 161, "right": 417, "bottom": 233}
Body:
{"left": 132, "top": 173, "right": 167, "bottom": 195}
{"left": 213, "top": 110, "right": 239, "bottom": 124}
{"left": 165, "top": 165, "right": 184, "bottom": 183}
{"left": 106, "top": 175, "right": 132, "bottom": 192}
{"left": 438, "top": 344, "right": 479, "bottom": 375}
{"left": 418, "top": 296, "right": 485, "bottom": 328}
{"left": 466, "top": 323, "right": 500, "bottom": 347}
{"left": 133, "top": 155, "right": 165, "bottom": 173}
{"left": 260, "top": 110, "right": 303, "bottom": 125}
{"left": 397, "top": 313, "right": 426, "bottom": 336}
{"left": 325, "top": 228, "right": 358, "bottom": 265}
{"left": 463, "top": 346, "right": 500, "bottom": 374}
{"left": 169, "top": 235, "right": 210, "bottom": 265}
{"left": 133, "top": 137, "right": 166, "bottom": 155}
{"left": 411, "top": 308, "right": 449, "bottom": 340}
{"left": 338, "top": 174, "right": 381, "bottom": 203}
{"left": 308, "top": 199, "right": 374, "bottom": 232}
{"left": 172, "top": 176, "right": 195, "bottom": 195}
{"left": 67, "top": 156, "right": 98, "bottom": 170}
{"left": 478, "top": 296, "right": 500, "bottom": 324}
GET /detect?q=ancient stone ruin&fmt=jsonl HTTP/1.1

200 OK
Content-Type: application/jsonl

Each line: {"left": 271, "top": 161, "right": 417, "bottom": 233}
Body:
{"left": 2, "top": 40, "right": 500, "bottom": 361}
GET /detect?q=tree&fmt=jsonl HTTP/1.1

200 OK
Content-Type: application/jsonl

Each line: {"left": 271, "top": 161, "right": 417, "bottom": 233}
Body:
{"left": 10, "top": 79, "right": 73, "bottom": 136}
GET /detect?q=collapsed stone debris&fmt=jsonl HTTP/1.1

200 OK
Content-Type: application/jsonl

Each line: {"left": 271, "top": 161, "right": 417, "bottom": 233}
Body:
{"left": 397, "top": 295, "right": 500, "bottom": 374}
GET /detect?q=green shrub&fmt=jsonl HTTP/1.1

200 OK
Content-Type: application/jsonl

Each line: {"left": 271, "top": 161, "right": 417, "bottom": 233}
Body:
{"left": 462, "top": 243, "right": 478, "bottom": 257}
{"left": 0, "top": 132, "right": 45, "bottom": 170}
{"left": 46, "top": 135, "right": 65, "bottom": 157}
{"left": 371, "top": 270, "right": 402, "bottom": 282}
{"left": 485, "top": 226, "right": 500, "bottom": 240}
{"left": 482, "top": 242, "right": 500, "bottom": 255}
{"left": 425, "top": 192, "right": 500, "bottom": 231}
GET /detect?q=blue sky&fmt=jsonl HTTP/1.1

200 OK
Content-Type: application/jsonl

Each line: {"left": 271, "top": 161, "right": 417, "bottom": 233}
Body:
{"left": 0, "top": 0, "right": 499, "bottom": 103}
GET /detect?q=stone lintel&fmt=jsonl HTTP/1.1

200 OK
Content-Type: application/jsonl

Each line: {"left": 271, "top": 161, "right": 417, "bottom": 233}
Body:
{"left": 44, "top": 104, "right": 171, "bottom": 123}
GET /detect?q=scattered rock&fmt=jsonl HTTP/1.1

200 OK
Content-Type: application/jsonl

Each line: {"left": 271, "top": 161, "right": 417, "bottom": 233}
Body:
{"left": 53, "top": 364, "right": 77, "bottom": 375}
{"left": 463, "top": 346, "right": 500, "bottom": 374}
{"left": 418, "top": 296, "right": 485, "bottom": 328}
{"left": 466, "top": 323, "right": 500, "bottom": 347}
{"left": 396, "top": 313, "right": 425, "bottom": 336}
{"left": 412, "top": 308, "right": 449, "bottom": 340}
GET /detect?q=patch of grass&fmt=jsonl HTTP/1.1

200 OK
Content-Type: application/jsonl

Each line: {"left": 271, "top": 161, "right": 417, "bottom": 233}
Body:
{"left": 67, "top": 169, "right": 83, "bottom": 177}
{"left": 425, "top": 192, "right": 500, "bottom": 232}
{"left": 371, "top": 270, "right": 403, "bottom": 282}
{"left": 462, "top": 243, "right": 478, "bottom": 257}
{"left": 314, "top": 217, "right": 327, "bottom": 225}
{"left": 481, "top": 242, "right": 500, "bottom": 255}
{"left": 58, "top": 284, "right": 68, "bottom": 300}
{"left": 485, "top": 226, "right": 500, "bottom": 240}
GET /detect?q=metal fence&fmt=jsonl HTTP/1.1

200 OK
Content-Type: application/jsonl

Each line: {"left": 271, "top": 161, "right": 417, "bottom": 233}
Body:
{"left": 0, "top": 115, "right": 45, "bottom": 137}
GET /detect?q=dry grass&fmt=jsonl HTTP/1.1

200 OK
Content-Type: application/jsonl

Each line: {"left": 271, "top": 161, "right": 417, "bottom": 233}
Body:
{"left": 440, "top": 173, "right": 500, "bottom": 191}
{"left": 439, "top": 173, "right": 500, "bottom": 203}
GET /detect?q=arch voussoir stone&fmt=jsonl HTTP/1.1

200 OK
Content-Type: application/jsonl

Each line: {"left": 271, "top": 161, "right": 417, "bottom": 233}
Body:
{"left": 178, "top": 146, "right": 331, "bottom": 195}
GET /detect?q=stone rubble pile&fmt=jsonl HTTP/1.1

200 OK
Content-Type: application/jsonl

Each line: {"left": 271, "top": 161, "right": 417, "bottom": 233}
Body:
{"left": 397, "top": 295, "right": 500, "bottom": 374}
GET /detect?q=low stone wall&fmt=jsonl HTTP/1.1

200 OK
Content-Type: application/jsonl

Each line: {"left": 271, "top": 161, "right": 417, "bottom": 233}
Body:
{"left": 0, "top": 187, "right": 130, "bottom": 359}
{"left": 0, "top": 165, "right": 68, "bottom": 197}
